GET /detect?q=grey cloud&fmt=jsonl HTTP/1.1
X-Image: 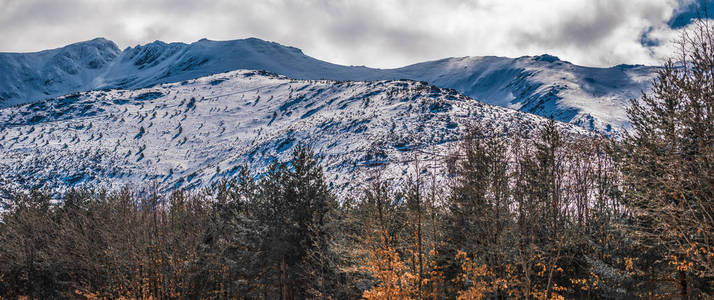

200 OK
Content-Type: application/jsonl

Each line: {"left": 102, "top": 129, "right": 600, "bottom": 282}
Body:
{"left": 0, "top": 0, "right": 693, "bottom": 67}
{"left": 511, "top": 2, "right": 653, "bottom": 53}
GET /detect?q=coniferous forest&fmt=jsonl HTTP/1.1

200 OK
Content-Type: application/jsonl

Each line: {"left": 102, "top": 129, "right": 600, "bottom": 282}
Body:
{"left": 2, "top": 18, "right": 714, "bottom": 300}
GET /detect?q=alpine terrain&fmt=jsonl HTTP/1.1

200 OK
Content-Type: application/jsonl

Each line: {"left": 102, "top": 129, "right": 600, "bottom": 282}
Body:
{"left": 0, "top": 38, "right": 656, "bottom": 134}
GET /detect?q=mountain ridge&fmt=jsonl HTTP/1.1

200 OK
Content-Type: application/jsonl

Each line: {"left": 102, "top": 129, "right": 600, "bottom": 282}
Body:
{"left": 0, "top": 37, "right": 658, "bottom": 135}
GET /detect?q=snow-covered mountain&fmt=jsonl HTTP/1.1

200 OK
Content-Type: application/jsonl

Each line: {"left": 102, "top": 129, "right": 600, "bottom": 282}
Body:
{"left": 0, "top": 38, "right": 656, "bottom": 134}
{"left": 0, "top": 38, "right": 120, "bottom": 107}
{"left": 0, "top": 70, "right": 590, "bottom": 196}
{"left": 390, "top": 55, "right": 656, "bottom": 134}
{"left": 0, "top": 37, "right": 360, "bottom": 107}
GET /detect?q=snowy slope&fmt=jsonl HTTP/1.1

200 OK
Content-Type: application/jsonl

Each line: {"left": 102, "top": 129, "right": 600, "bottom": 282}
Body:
{"left": 0, "top": 38, "right": 656, "bottom": 134}
{"left": 98, "top": 38, "right": 381, "bottom": 89}
{"left": 0, "top": 70, "right": 590, "bottom": 196}
{"left": 0, "top": 37, "right": 370, "bottom": 107}
{"left": 391, "top": 55, "right": 656, "bottom": 134}
{"left": 0, "top": 38, "right": 120, "bottom": 107}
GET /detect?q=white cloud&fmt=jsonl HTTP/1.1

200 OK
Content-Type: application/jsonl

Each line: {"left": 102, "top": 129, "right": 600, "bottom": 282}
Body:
{"left": 0, "top": 0, "right": 695, "bottom": 68}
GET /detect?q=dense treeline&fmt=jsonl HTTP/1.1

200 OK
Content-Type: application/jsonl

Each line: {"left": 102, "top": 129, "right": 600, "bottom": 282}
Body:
{"left": 0, "top": 118, "right": 709, "bottom": 299}
{"left": 2, "top": 20, "right": 714, "bottom": 300}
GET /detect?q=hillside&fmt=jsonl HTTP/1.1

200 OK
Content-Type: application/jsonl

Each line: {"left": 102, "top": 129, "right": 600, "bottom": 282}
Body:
{"left": 0, "top": 70, "right": 590, "bottom": 196}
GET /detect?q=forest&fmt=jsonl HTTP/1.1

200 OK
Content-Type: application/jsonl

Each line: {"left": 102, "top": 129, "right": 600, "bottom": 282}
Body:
{"left": 1, "top": 20, "right": 714, "bottom": 300}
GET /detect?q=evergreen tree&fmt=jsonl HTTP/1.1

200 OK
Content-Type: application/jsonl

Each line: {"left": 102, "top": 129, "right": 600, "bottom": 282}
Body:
{"left": 254, "top": 145, "right": 338, "bottom": 299}
{"left": 441, "top": 128, "right": 511, "bottom": 297}
{"left": 621, "top": 19, "right": 714, "bottom": 298}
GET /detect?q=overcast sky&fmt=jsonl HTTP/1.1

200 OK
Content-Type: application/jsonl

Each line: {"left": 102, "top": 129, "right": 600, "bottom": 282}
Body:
{"left": 0, "top": 0, "right": 710, "bottom": 68}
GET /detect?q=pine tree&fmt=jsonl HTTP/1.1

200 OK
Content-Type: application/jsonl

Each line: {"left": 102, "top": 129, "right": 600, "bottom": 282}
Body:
{"left": 621, "top": 18, "right": 714, "bottom": 298}
{"left": 440, "top": 127, "right": 511, "bottom": 297}
{"left": 252, "top": 145, "right": 338, "bottom": 299}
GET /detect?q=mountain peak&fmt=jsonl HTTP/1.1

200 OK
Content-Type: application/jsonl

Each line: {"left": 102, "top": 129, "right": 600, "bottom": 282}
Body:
{"left": 88, "top": 37, "right": 111, "bottom": 43}
{"left": 533, "top": 54, "right": 561, "bottom": 63}
{"left": 68, "top": 37, "right": 120, "bottom": 52}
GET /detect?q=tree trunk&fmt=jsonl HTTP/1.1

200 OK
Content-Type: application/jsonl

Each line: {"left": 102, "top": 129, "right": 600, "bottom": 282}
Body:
{"left": 679, "top": 270, "right": 687, "bottom": 300}
{"left": 279, "top": 258, "right": 286, "bottom": 300}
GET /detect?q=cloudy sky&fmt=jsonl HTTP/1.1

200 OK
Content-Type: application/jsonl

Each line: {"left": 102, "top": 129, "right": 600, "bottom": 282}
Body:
{"left": 0, "top": 0, "right": 711, "bottom": 68}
